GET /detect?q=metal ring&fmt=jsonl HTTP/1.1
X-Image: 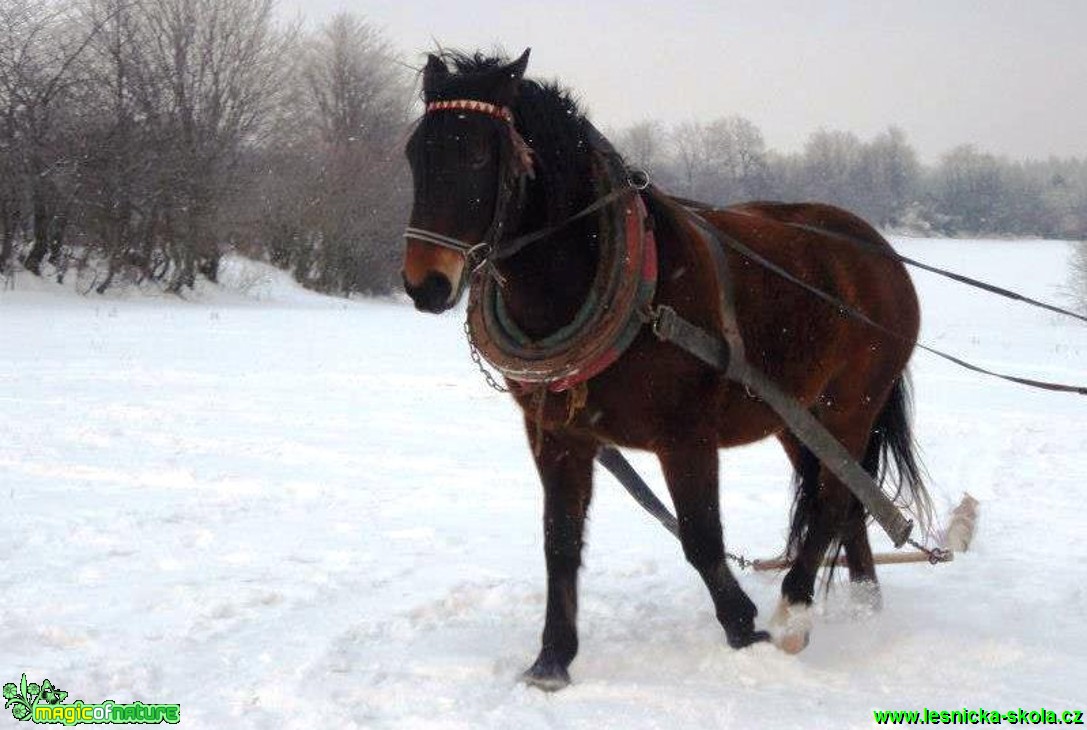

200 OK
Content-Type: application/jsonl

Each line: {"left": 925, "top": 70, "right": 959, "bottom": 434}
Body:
{"left": 628, "top": 168, "right": 650, "bottom": 190}
{"left": 466, "top": 241, "right": 493, "bottom": 273}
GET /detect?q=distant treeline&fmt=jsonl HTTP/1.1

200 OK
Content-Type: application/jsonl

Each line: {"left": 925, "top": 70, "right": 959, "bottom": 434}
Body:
{"left": 2, "top": 1, "right": 1083, "bottom": 298}
{"left": 613, "top": 120, "right": 1087, "bottom": 240}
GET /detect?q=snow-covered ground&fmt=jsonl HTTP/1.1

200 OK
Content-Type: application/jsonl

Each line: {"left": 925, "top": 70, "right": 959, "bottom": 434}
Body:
{"left": 2, "top": 239, "right": 1085, "bottom": 728}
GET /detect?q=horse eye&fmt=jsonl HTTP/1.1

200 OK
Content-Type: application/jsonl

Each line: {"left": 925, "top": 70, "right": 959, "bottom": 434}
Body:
{"left": 466, "top": 139, "right": 490, "bottom": 169}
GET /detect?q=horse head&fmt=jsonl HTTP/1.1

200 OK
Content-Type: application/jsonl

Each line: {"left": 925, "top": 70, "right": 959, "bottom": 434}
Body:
{"left": 401, "top": 49, "right": 533, "bottom": 313}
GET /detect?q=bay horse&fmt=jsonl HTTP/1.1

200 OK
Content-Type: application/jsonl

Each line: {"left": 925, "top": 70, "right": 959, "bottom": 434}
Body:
{"left": 401, "top": 49, "right": 929, "bottom": 690}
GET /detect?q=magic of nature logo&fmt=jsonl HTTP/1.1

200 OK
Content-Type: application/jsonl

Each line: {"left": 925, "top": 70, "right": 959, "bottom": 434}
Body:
{"left": 4, "top": 674, "right": 180, "bottom": 725}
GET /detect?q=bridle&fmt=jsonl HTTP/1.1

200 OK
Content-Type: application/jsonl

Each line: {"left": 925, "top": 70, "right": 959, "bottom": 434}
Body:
{"left": 403, "top": 98, "right": 534, "bottom": 284}
{"left": 403, "top": 99, "right": 646, "bottom": 286}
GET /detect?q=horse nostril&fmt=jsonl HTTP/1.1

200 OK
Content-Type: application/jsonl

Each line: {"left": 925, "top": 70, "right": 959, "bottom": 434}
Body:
{"left": 405, "top": 272, "right": 453, "bottom": 313}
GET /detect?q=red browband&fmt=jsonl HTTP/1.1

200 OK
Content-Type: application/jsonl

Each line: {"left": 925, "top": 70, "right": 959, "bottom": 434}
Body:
{"left": 426, "top": 99, "right": 514, "bottom": 124}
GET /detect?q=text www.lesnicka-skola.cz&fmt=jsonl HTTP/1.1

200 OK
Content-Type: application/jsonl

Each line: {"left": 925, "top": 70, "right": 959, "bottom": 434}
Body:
{"left": 873, "top": 708, "right": 1084, "bottom": 725}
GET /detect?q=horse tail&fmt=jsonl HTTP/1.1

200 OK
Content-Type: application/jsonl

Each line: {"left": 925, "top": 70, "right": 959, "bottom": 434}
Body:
{"left": 786, "top": 370, "right": 932, "bottom": 564}
{"left": 867, "top": 371, "right": 932, "bottom": 535}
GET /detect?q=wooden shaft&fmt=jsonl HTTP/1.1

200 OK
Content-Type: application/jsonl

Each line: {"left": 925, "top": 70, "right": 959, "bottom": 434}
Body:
{"left": 751, "top": 550, "right": 953, "bottom": 572}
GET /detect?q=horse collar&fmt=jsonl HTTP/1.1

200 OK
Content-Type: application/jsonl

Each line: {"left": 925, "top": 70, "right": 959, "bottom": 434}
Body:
{"left": 466, "top": 140, "right": 659, "bottom": 393}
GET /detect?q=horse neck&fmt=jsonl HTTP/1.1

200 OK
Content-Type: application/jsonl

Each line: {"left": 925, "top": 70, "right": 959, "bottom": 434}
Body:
{"left": 494, "top": 147, "right": 599, "bottom": 341}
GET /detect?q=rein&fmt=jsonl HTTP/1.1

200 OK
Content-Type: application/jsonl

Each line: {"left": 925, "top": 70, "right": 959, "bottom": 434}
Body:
{"left": 494, "top": 184, "right": 641, "bottom": 261}
{"left": 677, "top": 197, "right": 1087, "bottom": 328}
{"left": 705, "top": 216, "right": 1087, "bottom": 396}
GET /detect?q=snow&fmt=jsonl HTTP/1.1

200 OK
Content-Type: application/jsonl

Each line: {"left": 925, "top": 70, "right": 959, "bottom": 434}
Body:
{"left": 2, "top": 240, "right": 1085, "bottom": 728}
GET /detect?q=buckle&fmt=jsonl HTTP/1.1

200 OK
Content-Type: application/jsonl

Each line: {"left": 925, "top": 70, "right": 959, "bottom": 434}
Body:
{"left": 648, "top": 305, "right": 677, "bottom": 340}
{"left": 628, "top": 168, "right": 650, "bottom": 190}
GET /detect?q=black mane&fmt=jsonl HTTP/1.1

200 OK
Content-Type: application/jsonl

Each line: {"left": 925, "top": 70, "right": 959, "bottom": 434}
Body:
{"left": 426, "top": 50, "right": 593, "bottom": 227}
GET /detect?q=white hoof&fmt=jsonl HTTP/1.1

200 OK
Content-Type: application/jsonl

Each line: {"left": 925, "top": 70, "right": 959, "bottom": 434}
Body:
{"left": 768, "top": 598, "right": 812, "bottom": 654}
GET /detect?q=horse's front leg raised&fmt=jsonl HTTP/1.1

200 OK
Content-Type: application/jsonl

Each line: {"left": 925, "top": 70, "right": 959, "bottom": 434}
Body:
{"left": 658, "top": 439, "right": 769, "bottom": 649}
{"left": 521, "top": 424, "right": 597, "bottom": 692}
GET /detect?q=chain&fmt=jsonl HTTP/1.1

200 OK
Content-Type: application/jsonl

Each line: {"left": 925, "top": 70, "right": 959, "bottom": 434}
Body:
{"left": 907, "top": 537, "right": 954, "bottom": 564}
{"left": 464, "top": 317, "right": 509, "bottom": 393}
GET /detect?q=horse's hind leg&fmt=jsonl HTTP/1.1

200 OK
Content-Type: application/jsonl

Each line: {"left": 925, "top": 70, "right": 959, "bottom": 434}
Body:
{"left": 780, "top": 432, "right": 880, "bottom": 589}
{"left": 658, "top": 439, "right": 769, "bottom": 649}
{"left": 771, "top": 415, "right": 876, "bottom": 654}
{"left": 841, "top": 437, "right": 884, "bottom": 608}
{"left": 521, "top": 426, "right": 597, "bottom": 692}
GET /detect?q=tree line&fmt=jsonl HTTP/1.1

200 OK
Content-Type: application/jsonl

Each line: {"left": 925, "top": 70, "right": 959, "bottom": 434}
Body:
{"left": 615, "top": 119, "right": 1087, "bottom": 240}
{"left": 0, "top": 0, "right": 412, "bottom": 295}
{"left": 1, "top": 0, "right": 1083, "bottom": 298}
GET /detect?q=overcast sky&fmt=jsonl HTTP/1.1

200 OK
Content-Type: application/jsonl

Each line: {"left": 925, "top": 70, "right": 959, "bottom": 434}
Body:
{"left": 277, "top": 0, "right": 1087, "bottom": 162}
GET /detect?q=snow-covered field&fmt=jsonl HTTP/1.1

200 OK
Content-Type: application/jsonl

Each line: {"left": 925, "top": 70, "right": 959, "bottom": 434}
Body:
{"left": 2, "top": 238, "right": 1085, "bottom": 728}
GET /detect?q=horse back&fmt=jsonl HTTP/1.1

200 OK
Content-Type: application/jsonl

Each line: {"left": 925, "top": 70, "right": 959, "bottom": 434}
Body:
{"left": 679, "top": 199, "right": 920, "bottom": 404}
{"left": 726, "top": 201, "right": 893, "bottom": 255}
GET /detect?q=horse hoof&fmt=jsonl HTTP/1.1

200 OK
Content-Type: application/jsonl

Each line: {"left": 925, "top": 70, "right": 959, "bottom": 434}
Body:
{"left": 521, "top": 660, "right": 571, "bottom": 692}
{"left": 768, "top": 598, "right": 813, "bottom": 655}
{"left": 727, "top": 628, "right": 771, "bottom": 649}
{"left": 774, "top": 630, "right": 810, "bottom": 655}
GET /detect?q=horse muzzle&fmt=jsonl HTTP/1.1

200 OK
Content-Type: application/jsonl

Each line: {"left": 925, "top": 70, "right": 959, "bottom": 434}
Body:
{"left": 403, "top": 271, "right": 455, "bottom": 314}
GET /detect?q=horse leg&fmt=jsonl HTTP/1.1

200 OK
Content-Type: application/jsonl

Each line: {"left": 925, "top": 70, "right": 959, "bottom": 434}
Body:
{"left": 779, "top": 432, "right": 881, "bottom": 593}
{"left": 841, "top": 507, "right": 882, "bottom": 610}
{"left": 658, "top": 440, "right": 769, "bottom": 649}
{"left": 521, "top": 426, "right": 597, "bottom": 692}
{"left": 841, "top": 437, "right": 883, "bottom": 609}
{"left": 771, "top": 416, "right": 873, "bottom": 654}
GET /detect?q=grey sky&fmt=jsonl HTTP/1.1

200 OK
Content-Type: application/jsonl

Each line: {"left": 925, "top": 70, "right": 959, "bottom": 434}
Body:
{"left": 279, "top": 0, "right": 1087, "bottom": 162}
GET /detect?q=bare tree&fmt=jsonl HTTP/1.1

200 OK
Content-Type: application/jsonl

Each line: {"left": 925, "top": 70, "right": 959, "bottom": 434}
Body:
{"left": 1038, "top": 159, "right": 1087, "bottom": 239}
{"left": 134, "top": 0, "right": 290, "bottom": 290}
{"left": 933, "top": 145, "right": 1006, "bottom": 235}
{"left": 286, "top": 12, "right": 411, "bottom": 294}
{"left": 0, "top": 0, "right": 95, "bottom": 276}
{"left": 855, "top": 126, "right": 920, "bottom": 227}
{"left": 669, "top": 120, "right": 708, "bottom": 197}
{"left": 76, "top": 0, "right": 160, "bottom": 290}
{"left": 701, "top": 115, "right": 768, "bottom": 202}
{"left": 615, "top": 120, "right": 665, "bottom": 174}
{"left": 800, "top": 129, "right": 865, "bottom": 213}
{"left": 663, "top": 116, "right": 768, "bottom": 204}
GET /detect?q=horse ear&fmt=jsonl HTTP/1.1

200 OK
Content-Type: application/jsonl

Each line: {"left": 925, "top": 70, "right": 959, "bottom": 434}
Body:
{"left": 423, "top": 54, "right": 449, "bottom": 95}
{"left": 496, "top": 48, "right": 530, "bottom": 104}
{"left": 505, "top": 48, "right": 531, "bottom": 82}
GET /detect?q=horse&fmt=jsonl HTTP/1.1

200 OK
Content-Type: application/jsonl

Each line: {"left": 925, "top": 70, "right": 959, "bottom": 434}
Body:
{"left": 400, "top": 49, "right": 930, "bottom": 691}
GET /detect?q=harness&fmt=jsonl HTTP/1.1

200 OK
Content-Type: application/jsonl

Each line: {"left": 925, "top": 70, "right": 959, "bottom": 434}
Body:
{"left": 467, "top": 152, "right": 656, "bottom": 393}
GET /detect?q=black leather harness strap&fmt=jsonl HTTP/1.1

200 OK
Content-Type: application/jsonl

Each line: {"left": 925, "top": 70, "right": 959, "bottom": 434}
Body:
{"left": 730, "top": 361, "right": 915, "bottom": 546}
{"left": 644, "top": 200, "right": 916, "bottom": 548}
{"left": 596, "top": 446, "right": 679, "bottom": 538}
